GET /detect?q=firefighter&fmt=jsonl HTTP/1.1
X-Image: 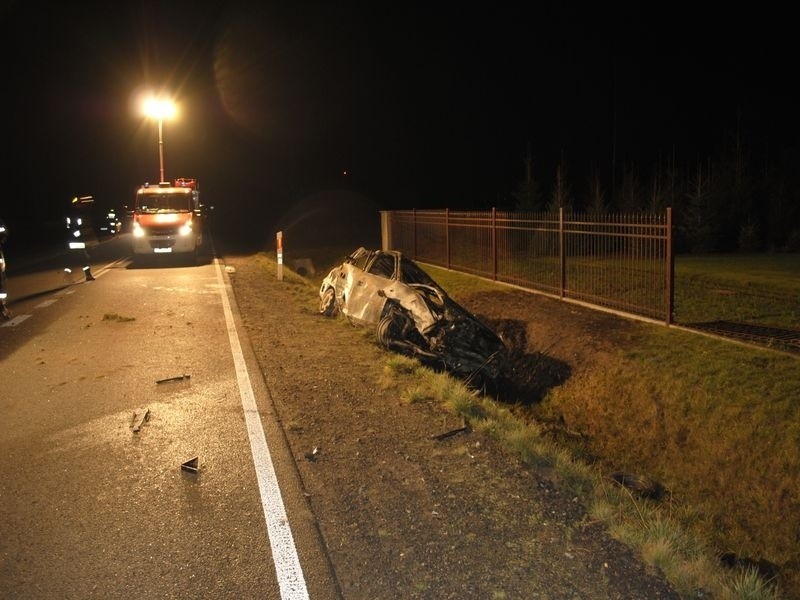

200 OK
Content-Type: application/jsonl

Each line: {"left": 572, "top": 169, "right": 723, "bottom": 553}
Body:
{"left": 65, "top": 196, "right": 98, "bottom": 282}
{"left": 1, "top": 217, "right": 10, "bottom": 319}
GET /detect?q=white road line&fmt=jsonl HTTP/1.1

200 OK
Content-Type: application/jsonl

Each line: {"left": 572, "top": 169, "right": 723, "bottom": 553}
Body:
{"left": 34, "top": 299, "right": 58, "bottom": 309}
{"left": 2, "top": 314, "right": 31, "bottom": 327}
{"left": 214, "top": 258, "right": 309, "bottom": 600}
{"left": 93, "top": 256, "right": 128, "bottom": 278}
{"left": 1, "top": 257, "right": 128, "bottom": 330}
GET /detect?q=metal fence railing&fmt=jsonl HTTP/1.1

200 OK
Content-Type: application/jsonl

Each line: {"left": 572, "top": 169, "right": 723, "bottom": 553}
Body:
{"left": 380, "top": 208, "right": 674, "bottom": 324}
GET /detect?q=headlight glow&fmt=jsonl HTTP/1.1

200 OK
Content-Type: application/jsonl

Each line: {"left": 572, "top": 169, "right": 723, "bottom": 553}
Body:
{"left": 178, "top": 221, "right": 193, "bottom": 236}
{"left": 133, "top": 222, "right": 145, "bottom": 238}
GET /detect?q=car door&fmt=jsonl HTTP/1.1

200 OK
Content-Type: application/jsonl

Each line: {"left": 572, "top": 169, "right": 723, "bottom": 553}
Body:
{"left": 340, "top": 252, "right": 395, "bottom": 325}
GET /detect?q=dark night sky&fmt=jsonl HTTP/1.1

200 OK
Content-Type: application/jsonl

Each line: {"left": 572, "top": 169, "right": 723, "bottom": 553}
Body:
{"left": 1, "top": 1, "right": 797, "bottom": 239}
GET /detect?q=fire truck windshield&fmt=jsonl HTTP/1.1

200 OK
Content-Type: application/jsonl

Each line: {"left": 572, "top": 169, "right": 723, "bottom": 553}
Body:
{"left": 136, "top": 193, "right": 191, "bottom": 213}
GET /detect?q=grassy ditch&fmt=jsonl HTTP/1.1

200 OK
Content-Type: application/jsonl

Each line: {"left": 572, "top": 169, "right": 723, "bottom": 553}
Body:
{"left": 380, "top": 352, "right": 790, "bottom": 600}
{"left": 424, "top": 261, "right": 799, "bottom": 599}
{"left": 535, "top": 328, "right": 798, "bottom": 597}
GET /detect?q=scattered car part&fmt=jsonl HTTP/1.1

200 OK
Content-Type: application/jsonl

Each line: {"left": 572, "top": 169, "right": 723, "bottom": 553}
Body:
{"left": 610, "top": 471, "right": 666, "bottom": 500}
{"left": 156, "top": 374, "right": 191, "bottom": 384}
{"left": 131, "top": 409, "right": 150, "bottom": 433}
{"left": 181, "top": 457, "right": 199, "bottom": 473}
{"left": 431, "top": 425, "right": 469, "bottom": 441}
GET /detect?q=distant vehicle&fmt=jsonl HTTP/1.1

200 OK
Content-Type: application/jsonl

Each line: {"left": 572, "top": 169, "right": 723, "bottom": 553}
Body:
{"left": 319, "top": 247, "right": 509, "bottom": 386}
{"left": 131, "top": 178, "right": 203, "bottom": 261}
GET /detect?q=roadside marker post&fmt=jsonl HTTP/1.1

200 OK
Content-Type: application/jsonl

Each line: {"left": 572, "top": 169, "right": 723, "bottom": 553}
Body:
{"left": 276, "top": 231, "right": 283, "bottom": 281}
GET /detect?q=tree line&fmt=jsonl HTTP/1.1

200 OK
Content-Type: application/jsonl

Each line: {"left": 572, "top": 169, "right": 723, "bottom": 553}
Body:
{"left": 507, "top": 130, "right": 800, "bottom": 254}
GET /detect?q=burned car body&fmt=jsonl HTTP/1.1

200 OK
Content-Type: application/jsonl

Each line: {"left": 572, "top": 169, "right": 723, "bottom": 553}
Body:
{"left": 319, "top": 247, "right": 508, "bottom": 384}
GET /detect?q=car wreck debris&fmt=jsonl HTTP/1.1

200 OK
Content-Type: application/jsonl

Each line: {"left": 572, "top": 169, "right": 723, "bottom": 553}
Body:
{"left": 610, "top": 471, "right": 666, "bottom": 500}
{"left": 156, "top": 374, "right": 191, "bottom": 384}
{"left": 130, "top": 409, "right": 150, "bottom": 433}
{"left": 319, "top": 247, "right": 509, "bottom": 386}
{"left": 181, "top": 456, "right": 199, "bottom": 473}
{"left": 431, "top": 425, "right": 469, "bottom": 441}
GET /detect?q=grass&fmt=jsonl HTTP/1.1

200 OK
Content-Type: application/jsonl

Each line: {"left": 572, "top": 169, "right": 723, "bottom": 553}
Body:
{"left": 381, "top": 354, "right": 787, "bottom": 599}
{"left": 548, "top": 328, "right": 800, "bottom": 567}
{"left": 423, "top": 251, "right": 800, "bottom": 329}
{"left": 674, "top": 253, "right": 800, "bottom": 328}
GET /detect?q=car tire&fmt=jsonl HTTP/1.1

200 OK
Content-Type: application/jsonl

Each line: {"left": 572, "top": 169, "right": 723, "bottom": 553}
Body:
{"left": 319, "top": 287, "right": 338, "bottom": 316}
{"left": 376, "top": 312, "right": 403, "bottom": 348}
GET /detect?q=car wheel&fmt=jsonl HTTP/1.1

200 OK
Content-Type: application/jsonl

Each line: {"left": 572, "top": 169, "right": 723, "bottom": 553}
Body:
{"left": 319, "top": 287, "right": 338, "bottom": 316}
{"left": 376, "top": 312, "right": 403, "bottom": 348}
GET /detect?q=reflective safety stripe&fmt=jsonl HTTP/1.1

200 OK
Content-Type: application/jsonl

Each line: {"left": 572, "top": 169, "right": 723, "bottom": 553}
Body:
{"left": 0, "top": 292, "right": 7, "bottom": 299}
{"left": 68, "top": 242, "right": 86, "bottom": 249}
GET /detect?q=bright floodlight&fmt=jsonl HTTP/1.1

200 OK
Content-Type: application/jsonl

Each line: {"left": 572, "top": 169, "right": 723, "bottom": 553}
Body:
{"left": 142, "top": 97, "right": 177, "bottom": 120}
{"left": 141, "top": 96, "right": 178, "bottom": 182}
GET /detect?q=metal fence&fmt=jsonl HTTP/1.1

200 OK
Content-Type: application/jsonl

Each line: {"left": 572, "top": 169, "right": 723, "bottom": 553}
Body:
{"left": 380, "top": 208, "right": 674, "bottom": 324}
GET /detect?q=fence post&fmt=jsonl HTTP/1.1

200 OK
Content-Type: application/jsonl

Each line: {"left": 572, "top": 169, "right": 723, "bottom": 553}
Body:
{"left": 380, "top": 211, "right": 390, "bottom": 251}
{"left": 665, "top": 207, "right": 674, "bottom": 325}
{"left": 559, "top": 208, "right": 565, "bottom": 298}
{"left": 491, "top": 207, "right": 497, "bottom": 280}
{"left": 445, "top": 208, "right": 451, "bottom": 269}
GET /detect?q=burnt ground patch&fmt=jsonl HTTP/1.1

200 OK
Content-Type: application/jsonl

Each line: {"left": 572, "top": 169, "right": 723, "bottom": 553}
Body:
{"left": 485, "top": 317, "right": 572, "bottom": 404}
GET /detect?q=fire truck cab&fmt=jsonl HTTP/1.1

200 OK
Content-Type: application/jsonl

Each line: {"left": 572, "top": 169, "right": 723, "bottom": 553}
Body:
{"left": 131, "top": 178, "right": 202, "bottom": 259}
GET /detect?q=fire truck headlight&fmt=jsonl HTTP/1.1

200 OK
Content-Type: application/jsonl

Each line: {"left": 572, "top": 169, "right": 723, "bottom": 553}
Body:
{"left": 178, "top": 221, "right": 193, "bottom": 236}
{"left": 133, "top": 222, "right": 145, "bottom": 238}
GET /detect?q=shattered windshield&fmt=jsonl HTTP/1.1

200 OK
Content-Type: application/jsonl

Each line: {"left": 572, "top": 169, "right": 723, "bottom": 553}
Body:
{"left": 136, "top": 192, "right": 191, "bottom": 213}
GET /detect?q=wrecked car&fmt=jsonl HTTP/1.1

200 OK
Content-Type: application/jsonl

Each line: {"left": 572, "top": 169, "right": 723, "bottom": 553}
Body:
{"left": 319, "top": 247, "right": 508, "bottom": 385}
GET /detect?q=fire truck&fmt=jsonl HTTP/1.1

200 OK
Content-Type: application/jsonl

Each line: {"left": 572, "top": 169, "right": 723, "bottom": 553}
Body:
{"left": 131, "top": 178, "right": 203, "bottom": 259}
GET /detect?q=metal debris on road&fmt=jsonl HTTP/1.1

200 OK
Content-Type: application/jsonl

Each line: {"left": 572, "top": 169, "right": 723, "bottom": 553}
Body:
{"left": 130, "top": 409, "right": 150, "bottom": 433}
{"left": 156, "top": 374, "right": 191, "bottom": 384}
{"left": 431, "top": 425, "right": 469, "bottom": 441}
{"left": 181, "top": 456, "right": 199, "bottom": 473}
{"left": 610, "top": 471, "right": 666, "bottom": 500}
{"left": 304, "top": 446, "right": 320, "bottom": 462}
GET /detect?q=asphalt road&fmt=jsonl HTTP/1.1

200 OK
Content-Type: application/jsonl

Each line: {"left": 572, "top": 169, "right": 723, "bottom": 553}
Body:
{"left": 0, "top": 234, "right": 339, "bottom": 599}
